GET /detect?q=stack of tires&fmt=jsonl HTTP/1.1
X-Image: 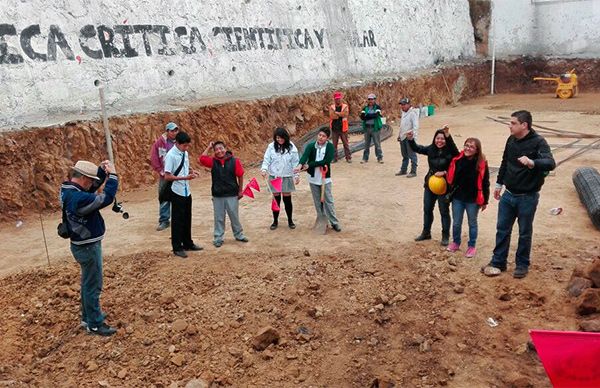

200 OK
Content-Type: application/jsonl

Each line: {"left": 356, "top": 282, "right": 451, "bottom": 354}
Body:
{"left": 572, "top": 167, "right": 600, "bottom": 230}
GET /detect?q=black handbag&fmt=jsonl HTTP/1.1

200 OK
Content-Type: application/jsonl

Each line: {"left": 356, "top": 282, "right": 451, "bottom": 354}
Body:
{"left": 57, "top": 206, "right": 70, "bottom": 239}
{"left": 158, "top": 153, "right": 186, "bottom": 202}
{"left": 444, "top": 185, "right": 459, "bottom": 203}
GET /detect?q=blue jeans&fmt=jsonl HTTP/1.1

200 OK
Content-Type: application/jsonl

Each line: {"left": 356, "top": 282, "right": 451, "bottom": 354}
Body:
{"left": 71, "top": 242, "right": 104, "bottom": 327}
{"left": 423, "top": 186, "right": 450, "bottom": 236}
{"left": 451, "top": 199, "right": 480, "bottom": 247}
{"left": 158, "top": 178, "right": 171, "bottom": 223}
{"left": 491, "top": 191, "right": 539, "bottom": 270}
{"left": 362, "top": 126, "right": 383, "bottom": 161}
{"left": 400, "top": 139, "right": 418, "bottom": 173}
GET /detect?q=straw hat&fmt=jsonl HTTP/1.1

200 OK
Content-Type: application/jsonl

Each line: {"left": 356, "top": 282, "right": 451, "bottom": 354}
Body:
{"left": 72, "top": 160, "right": 100, "bottom": 181}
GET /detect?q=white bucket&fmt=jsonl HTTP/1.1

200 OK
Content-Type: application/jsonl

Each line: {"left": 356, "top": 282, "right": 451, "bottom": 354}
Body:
{"left": 381, "top": 117, "right": 387, "bottom": 125}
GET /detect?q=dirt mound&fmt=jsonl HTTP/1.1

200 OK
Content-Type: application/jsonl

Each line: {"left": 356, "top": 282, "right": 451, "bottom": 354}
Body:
{"left": 1, "top": 238, "right": 597, "bottom": 387}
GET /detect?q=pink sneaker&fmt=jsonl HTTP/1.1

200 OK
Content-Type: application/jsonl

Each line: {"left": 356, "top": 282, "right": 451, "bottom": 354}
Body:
{"left": 446, "top": 242, "right": 460, "bottom": 252}
{"left": 465, "top": 246, "right": 477, "bottom": 258}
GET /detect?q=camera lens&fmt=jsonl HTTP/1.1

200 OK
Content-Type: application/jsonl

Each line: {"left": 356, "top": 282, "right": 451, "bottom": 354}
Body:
{"left": 122, "top": 212, "right": 129, "bottom": 220}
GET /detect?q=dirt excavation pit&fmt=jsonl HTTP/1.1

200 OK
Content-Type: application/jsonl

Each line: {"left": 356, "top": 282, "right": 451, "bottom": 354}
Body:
{"left": 1, "top": 91, "right": 600, "bottom": 386}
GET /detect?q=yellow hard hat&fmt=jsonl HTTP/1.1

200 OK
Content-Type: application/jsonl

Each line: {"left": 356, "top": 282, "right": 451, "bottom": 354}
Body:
{"left": 428, "top": 175, "right": 447, "bottom": 195}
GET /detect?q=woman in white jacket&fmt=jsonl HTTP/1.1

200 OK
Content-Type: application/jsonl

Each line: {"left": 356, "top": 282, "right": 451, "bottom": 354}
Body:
{"left": 261, "top": 127, "right": 300, "bottom": 229}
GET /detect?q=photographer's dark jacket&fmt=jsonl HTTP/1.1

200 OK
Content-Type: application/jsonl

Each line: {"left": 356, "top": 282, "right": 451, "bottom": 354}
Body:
{"left": 497, "top": 129, "right": 555, "bottom": 194}
{"left": 60, "top": 170, "right": 118, "bottom": 245}
{"left": 408, "top": 132, "right": 459, "bottom": 187}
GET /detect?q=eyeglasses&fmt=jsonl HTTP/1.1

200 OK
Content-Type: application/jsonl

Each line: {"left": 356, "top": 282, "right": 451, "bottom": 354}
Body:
{"left": 464, "top": 144, "right": 477, "bottom": 150}
{"left": 367, "top": 98, "right": 374, "bottom": 100}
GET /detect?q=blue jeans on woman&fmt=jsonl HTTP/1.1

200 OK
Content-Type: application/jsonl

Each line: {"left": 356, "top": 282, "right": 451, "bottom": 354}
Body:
{"left": 491, "top": 191, "right": 539, "bottom": 270}
{"left": 70, "top": 242, "right": 105, "bottom": 327}
{"left": 423, "top": 186, "right": 450, "bottom": 236}
{"left": 451, "top": 199, "right": 480, "bottom": 247}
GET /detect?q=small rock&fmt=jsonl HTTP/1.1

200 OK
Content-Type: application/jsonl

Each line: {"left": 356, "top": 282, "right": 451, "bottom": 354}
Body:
{"left": 409, "top": 334, "right": 426, "bottom": 346}
{"left": 252, "top": 326, "right": 280, "bottom": 351}
{"left": 508, "top": 375, "right": 533, "bottom": 388}
{"left": 172, "top": 319, "right": 188, "bottom": 332}
{"left": 499, "top": 293, "right": 512, "bottom": 301}
{"left": 368, "top": 308, "right": 376, "bottom": 314}
{"left": 168, "top": 345, "right": 176, "bottom": 353}
{"left": 125, "top": 326, "right": 134, "bottom": 334}
{"left": 585, "top": 259, "right": 600, "bottom": 287}
{"left": 160, "top": 295, "right": 175, "bottom": 305}
{"left": 170, "top": 354, "right": 185, "bottom": 367}
{"left": 576, "top": 289, "right": 600, "bottom": 315}
{"left": 184, "top": 378, "right": 209, "bottom": 388}
{"left": 143, "top": 338, "right": 154, "bottom": 346}
{"left": 86, "top": 360, "right": 99, "bottom": 372}
{"left": 263, "top": 272, "right": 275, "bottom": 281}
{"left": 419, "top": 340, "right": 431, "bottom": 352}
{"left": 228, "top": 347, "right": 243, "bottom": 358}
{"left": 303, "top": 249, "right": 311, "bottom": 256}
{"left": 392, "top": 294, "right": 407, "bottom": 303}
{"left": 514, "top": 343, "right": 528, "bottom": 355}
{"left": 447, "top": 258, "right": 457, "bottom": 266}
{"left": 98, "top": 381, "right": 110, "bottom": 387}
{"left": 286, "top": 354, "right": 298, "bottom": 360}
{"left": 368, "top": 337, "right": 379, "bottom": 346}
{"left": 567, "top": 276, "right": 593, "bottom": 297}
{"left": 374, "top": 304, "right": 385, "bottom": 311}
{"left": 262, "top": 349, "right": 275, "bottom": 360}
{"left": 370, "top": 377, "right": 396, "bottom": 388}
{"left": 453, "top": 286, "right": 464, "bottom": 294}
{"left": 376, "top": 295, "right": 390, "bottom": 305}
{"left": 186, "top": 324, "right": 198, "bottom": 335}
{"left": 579, "top": 318, "right": 600, "bottom": 332}
{"left": 117, "top": 368, "right": 127, "bottom": 379}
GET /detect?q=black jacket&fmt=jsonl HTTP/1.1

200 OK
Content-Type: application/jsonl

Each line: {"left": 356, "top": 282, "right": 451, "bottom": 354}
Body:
{"left": 409, "top": 131, "right": 459, "bottom": 186}
{"left": 497, "top": 130, "right": 555, "bottom": 194}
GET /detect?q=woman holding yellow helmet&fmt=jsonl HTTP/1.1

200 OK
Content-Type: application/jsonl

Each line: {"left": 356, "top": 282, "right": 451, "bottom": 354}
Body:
{"left": 407, "top": 126, "right": 459, "bottom": 245}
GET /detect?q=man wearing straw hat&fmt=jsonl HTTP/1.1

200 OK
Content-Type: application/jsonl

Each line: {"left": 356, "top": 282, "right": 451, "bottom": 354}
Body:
{"left": 60, "top": 159, "right": 118, "bottom": 336}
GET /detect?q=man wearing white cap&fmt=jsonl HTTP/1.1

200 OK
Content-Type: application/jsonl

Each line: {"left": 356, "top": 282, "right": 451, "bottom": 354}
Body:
{"left": 60, "top": 159, "right": 119, "bottom": 336}
{"left": 150, "top": 122, "right": 179, "bottom": 231}
{"left": 396, "top": 97, "right": 419, "bottom": 177}
{"left": 360, "top": 93, "right": 384, "bottom": 163}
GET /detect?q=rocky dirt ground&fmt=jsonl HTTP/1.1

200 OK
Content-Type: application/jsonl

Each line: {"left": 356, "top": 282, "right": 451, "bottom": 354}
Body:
{"left": 1, "top": 93, "right": 600, "bottom": 387}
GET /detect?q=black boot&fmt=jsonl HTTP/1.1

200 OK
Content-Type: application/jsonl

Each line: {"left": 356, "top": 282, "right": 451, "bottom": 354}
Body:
{"left": 415, "top": 232, "right": 432, "bottom": 241}
{"left": 440, "top": 232, "right": 449, "bottom": 246}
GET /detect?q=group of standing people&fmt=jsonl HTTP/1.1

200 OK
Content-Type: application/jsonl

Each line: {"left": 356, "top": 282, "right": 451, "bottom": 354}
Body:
{"left": 60, "top": 89, "right": 554, "bottom": 337}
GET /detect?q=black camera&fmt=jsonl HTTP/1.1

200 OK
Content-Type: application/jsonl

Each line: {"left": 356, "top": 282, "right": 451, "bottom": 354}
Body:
{"left": 112, "top": 198, "right": 129, "bottom": 219}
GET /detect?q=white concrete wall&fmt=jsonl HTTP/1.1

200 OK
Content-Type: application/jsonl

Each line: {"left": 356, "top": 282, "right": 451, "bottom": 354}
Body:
{"left": 0, "top": 0, "right": 475, "bottom": 130}
{"left": 491, "top": 0, "right": 600, "bottom": 57}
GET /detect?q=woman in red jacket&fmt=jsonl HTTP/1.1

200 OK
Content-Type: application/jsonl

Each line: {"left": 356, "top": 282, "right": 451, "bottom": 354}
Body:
{"left": 446, "top": 138, "right": 490, "bottom": 258}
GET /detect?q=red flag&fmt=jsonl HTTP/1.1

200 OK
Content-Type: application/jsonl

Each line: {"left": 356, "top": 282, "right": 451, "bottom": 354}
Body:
{"left": 242, "top": 186, "right": 255, "bottom": 199}
{"left": 530, "top": 329, "right": 600, "bottom": 387}
{"left": 271, "top": 198, "right": 280, "bottom": 211}
{"left": 270, "top": 177, "right": 283, "bottom": 193}
{"left": 248, "top": 177, "right": 260, "bottom": 192}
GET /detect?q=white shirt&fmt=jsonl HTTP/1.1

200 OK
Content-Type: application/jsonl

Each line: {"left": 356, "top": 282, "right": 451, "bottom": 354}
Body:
{"left": 399, "top": 107, "right": 420, "bottom": 141}
{"left": 308, "top": 142, "right": 332, "bottom": 186}
{"left": 261, "top": 141, "right": 300, "bottom": 178}
{"left": 164, "top": 146, "right": 190, "bottom": 197}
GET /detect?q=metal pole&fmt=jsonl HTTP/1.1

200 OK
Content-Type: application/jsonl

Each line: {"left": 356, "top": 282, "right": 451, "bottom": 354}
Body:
{"left": 98, "top": 85, "right": 114, "bottom": 163}
{"left": 490, "top": 1, "right": 496, "bottom": 95}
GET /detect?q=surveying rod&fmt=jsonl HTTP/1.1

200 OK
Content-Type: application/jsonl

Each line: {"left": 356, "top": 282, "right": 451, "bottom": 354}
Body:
{"left": 98, "top": 84, "right": 128, "bottom": 219}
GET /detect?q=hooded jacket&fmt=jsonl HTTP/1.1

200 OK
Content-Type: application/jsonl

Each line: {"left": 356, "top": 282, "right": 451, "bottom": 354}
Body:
{"left": 60, "top": 169, "right": 118, "bottom": 245}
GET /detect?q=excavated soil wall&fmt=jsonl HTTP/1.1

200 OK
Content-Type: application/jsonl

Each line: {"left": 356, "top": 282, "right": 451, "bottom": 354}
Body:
{"left": 1, "top": 61, "right": 489, "bottom": 221}
{"left": 2, "top": 57, "right": 600, "bottom": 221}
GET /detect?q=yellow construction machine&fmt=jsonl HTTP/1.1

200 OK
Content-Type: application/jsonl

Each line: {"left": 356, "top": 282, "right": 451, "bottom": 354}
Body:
{"left": 533, "top": 69, "right": 578, "bottom": 99}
